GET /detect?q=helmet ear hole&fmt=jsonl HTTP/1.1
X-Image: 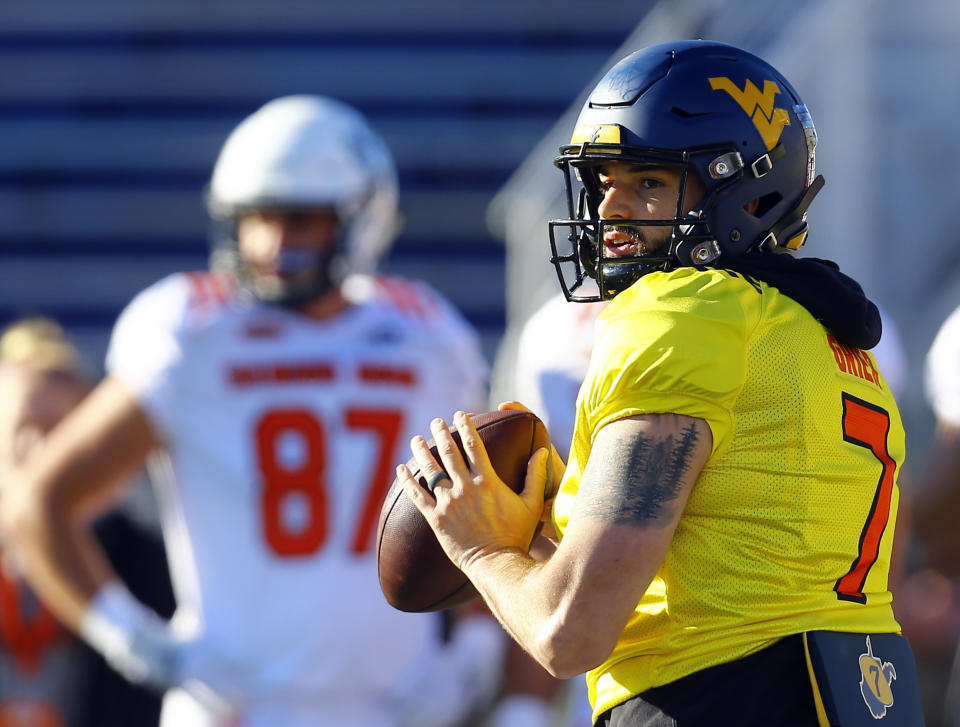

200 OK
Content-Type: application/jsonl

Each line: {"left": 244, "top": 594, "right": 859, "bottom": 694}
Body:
{"left": 751, "top": 192, "right": 783, "bottom": 218}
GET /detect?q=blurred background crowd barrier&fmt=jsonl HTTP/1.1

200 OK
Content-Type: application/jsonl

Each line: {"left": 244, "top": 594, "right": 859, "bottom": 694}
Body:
{"left": 3, "top": 0, "right": 957, "bottom": 458}
{"left": 0, "top": 0, "right": 643, "bottom": 365}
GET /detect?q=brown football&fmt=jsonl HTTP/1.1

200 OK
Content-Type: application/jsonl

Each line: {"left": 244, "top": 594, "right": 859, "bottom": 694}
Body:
{"left": 376, "top": 409, "right": 550, "bottom": 612}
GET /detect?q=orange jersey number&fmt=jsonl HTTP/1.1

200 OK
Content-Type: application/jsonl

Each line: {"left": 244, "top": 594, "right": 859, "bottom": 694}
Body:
{"left": 835, "top": 394, "right": 896, "bottom": 604}
{"left": 255, "top": 407, "right": 404, "bottom": 557}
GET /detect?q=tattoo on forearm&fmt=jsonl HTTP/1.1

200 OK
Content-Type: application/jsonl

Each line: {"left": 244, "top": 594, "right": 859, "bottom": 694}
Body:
{"left": 579, "top": 424, "right": 700, "bottom": 526}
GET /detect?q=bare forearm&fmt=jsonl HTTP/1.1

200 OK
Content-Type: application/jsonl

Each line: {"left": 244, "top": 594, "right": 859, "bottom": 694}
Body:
{"left": 464, "top": 548, "right": 555, "bottom": 667}
{"left": 397, "top": 412, "right": 709, "bottom": 680}
{"left": 465, "top": 545, "right": 614, "bottom": 679}
{"left": 11, "top": 502, "right": 115, "bottom": 630}
{"left": 0, "top": 378, "right": 159, "bottom": 630}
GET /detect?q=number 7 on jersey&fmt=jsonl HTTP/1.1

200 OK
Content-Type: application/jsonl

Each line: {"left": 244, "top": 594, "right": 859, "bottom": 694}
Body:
{"left": 835, "top": 393, "right": 896, "bottom": 604}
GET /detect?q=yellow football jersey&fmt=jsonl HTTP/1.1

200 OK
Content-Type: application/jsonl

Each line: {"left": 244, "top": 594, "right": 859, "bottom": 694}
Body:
{"left": 551, "top": 267, "right": 905, "bottom": 721}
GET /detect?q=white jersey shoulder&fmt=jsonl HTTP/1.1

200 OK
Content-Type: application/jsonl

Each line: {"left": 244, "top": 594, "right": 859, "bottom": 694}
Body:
{"left": 514, "top": 293, "right": 606, "bottom": 459}
{"left": 106, "top": 271, "right": 236, "bottom": 434}
{"left": 873, "top": 306, "right": 907, "bottom": 400}
{"left": 344, "top": 273, "right": 470, "bottom": 335}
{"left": 345, "top": 272, "right": 489, "bottom": 387}
{"left": 926, "top": 304, "right": 960, "bottom": 426}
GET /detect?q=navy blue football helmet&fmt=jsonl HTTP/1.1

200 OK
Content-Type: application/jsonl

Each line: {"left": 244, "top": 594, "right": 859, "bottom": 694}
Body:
{"left": 550, "top": 40, "right": 824, "bottom": 301}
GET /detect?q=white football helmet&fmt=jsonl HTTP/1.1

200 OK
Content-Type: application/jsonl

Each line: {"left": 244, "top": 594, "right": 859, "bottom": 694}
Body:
{"left": 207, "top": 95, "right": 398, "bottom": 304}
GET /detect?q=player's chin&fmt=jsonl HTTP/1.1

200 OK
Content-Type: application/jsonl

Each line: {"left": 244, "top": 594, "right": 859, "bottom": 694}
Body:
{"left": 254, "top": 271, "right": 322, "bottom": 305}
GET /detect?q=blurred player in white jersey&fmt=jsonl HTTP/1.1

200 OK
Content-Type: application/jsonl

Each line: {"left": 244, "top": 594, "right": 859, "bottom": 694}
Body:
{"left": 0, "top": 317, "right": 174, "bottom": 727}
{"left": 0, "top": 318, "right": 94, "bottom": 727}
{"left": 486, "top": 294, "right": 603, "bottom": 727}
{"left": 918, "top": 304, "right": 960, "bottom": 572}
{"left": 0, "top": 96, "right": 504, "bottom": 727}
{"left": 513, "top": 294, "right": 607, "bottom": 463}
{"left": 913, "top": 303, "right": 960, "bottom": 724}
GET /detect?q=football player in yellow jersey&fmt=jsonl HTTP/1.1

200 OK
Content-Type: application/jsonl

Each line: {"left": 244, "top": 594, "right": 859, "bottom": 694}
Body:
{"left": 397, "top": 40, "right": 924, "bottom": 725}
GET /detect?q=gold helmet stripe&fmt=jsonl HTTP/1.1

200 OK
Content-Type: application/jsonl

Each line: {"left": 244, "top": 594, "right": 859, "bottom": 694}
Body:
{"left": 569, "top": 124, "right": 622, "bottom": 146}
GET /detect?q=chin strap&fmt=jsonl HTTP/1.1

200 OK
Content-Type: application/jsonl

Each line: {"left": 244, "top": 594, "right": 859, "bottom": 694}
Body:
{"left": 760, "top": 174, "right": 825, "bottom": 252}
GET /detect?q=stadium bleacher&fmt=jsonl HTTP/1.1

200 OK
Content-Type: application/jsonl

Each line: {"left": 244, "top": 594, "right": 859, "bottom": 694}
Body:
{"left": 0, "top": 1, "right": 647, "bottom": 365}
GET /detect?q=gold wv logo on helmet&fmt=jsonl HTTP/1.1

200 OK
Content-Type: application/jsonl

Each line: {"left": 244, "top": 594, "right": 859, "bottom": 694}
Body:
{"left": 709, "top": 77, "right": 791, "bottom": 150}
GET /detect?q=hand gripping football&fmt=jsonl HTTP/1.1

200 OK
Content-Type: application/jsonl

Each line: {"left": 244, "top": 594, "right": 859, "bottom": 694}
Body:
{"left": 376, "top": 409, "right": 550, "bottom": 612}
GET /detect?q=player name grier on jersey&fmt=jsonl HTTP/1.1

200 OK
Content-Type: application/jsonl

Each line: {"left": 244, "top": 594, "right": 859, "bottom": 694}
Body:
{"left": 826, "top": 334, "right": 882, "bottom": 389}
